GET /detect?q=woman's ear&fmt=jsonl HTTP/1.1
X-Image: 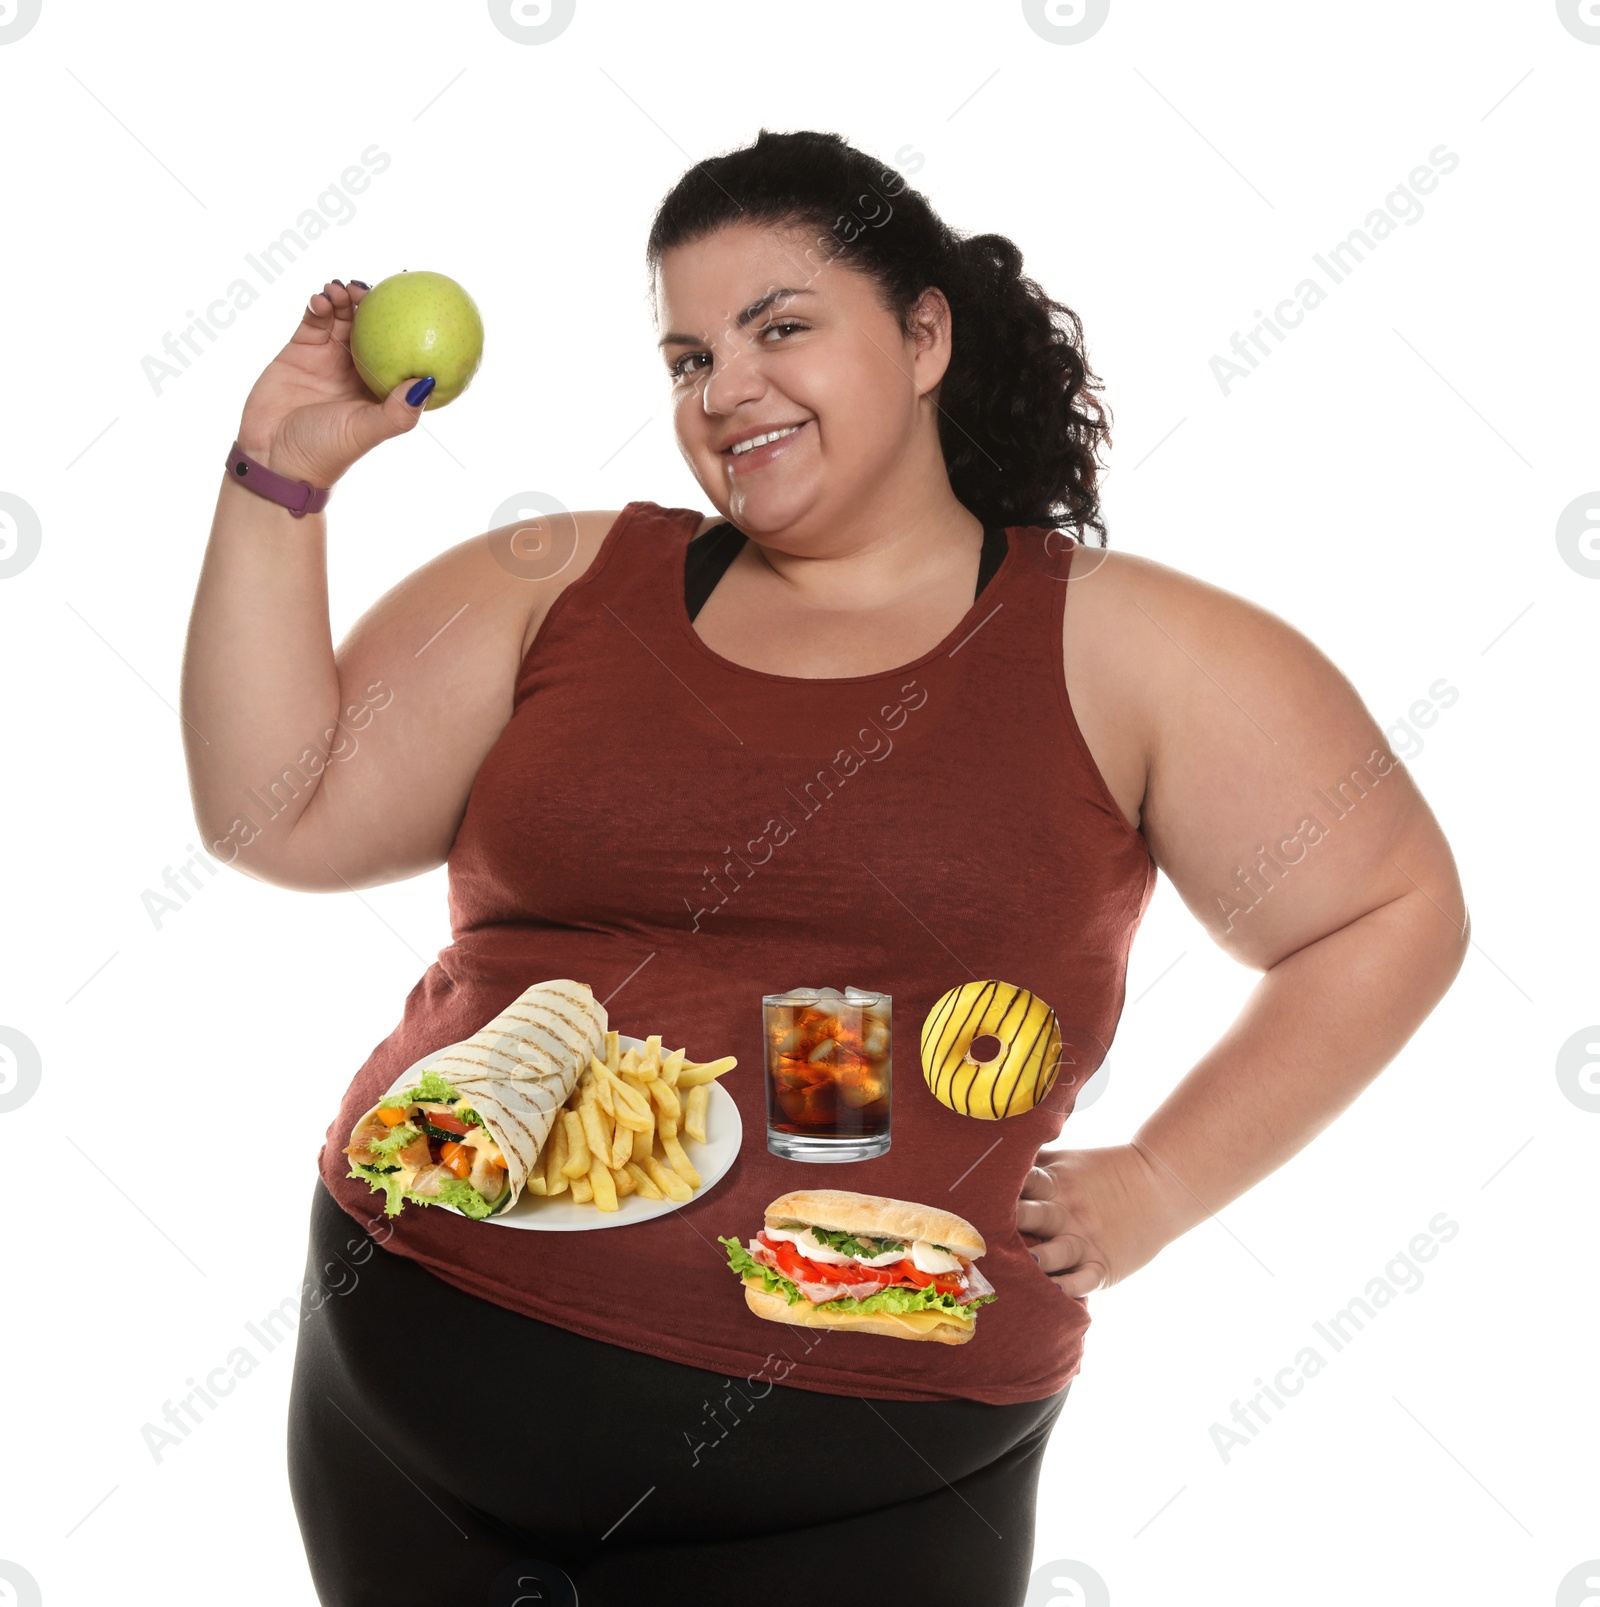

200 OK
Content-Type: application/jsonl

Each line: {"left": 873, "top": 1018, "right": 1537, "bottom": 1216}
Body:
{"left": 908, "top": 285, "right": 955, "bottom": 395}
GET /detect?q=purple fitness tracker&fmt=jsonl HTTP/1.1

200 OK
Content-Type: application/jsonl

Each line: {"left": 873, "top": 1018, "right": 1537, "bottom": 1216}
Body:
{"left": 225, "top": 440, "right": 332, "bottom": 518}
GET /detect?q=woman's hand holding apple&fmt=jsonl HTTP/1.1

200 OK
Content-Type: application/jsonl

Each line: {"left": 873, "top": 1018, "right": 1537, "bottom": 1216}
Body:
{"left": 235, "top": 279, "right": 432, "bottom": 491}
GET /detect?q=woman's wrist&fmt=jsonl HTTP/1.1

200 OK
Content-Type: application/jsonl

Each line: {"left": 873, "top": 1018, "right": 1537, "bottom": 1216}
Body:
{"left": 232, "top": 433, "right": 336, "bottom": 494}
{"left": 1122, "top": 1137, "right": 1207, "bottom": 1244}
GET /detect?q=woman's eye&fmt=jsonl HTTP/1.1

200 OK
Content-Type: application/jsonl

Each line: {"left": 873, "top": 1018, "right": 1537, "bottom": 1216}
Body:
{"left": 668, "top": 322, "right": 805, "bottom": 381}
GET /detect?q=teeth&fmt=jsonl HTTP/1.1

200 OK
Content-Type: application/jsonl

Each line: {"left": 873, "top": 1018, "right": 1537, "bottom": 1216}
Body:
{"left": 730, "top": 423, "right": 802, "bottom": 456}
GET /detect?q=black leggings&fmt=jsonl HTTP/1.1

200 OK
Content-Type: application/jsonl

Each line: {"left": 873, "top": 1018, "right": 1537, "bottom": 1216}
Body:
{"left": 288, "top": 1180, "right": 1070, "bottom": 1607}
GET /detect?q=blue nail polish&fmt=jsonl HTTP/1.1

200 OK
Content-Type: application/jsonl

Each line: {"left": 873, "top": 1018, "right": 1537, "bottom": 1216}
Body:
{"left": 406, "top": 376, "right": 436, "bottom": 407}
{"left": 351, "top": 280, "right": 370, "bottom": 289}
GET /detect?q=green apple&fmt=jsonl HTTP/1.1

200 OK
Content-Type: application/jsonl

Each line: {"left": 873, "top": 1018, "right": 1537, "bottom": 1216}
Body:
{"left": 350, "top": 270, "right": 484, "bottom": 409}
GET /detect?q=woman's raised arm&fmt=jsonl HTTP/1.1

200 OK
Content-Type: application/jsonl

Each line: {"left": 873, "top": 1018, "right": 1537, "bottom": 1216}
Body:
{"left": 179, "top": 277, "right": 616, "bottom": 892}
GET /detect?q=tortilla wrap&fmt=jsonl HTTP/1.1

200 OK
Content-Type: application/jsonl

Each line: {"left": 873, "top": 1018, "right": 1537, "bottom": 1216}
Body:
{"left": 347, "top": 977, "right": 607, "bottom": 1218}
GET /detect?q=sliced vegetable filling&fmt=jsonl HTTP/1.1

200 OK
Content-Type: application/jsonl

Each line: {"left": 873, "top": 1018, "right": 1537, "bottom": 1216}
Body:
{"left": 346, "top": 1071, "right": 511, "bottom": 1218}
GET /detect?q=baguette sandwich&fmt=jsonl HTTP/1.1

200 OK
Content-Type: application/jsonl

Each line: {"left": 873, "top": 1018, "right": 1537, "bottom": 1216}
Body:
{"left": 719, "top": 1189, "right": 998, "bottom": 1345}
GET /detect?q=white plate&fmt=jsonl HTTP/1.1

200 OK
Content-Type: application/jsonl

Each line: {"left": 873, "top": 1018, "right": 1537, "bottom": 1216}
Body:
{"left": 470, "top": 1034, "right": 742, "bottom": 1231}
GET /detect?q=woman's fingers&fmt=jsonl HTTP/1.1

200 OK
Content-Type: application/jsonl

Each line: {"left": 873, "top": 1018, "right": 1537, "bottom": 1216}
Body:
{"left": 1020, "top": 1160, "right": 1106, "bottom": 1293}
{"left": 1047, "top": 1259, "right": 1107, "bottom": 1298}
{"left": 1031, "top": 1231, "right": 1106, "bottom": 1297}
{"left": 299, "top": 281, "right": 365, "bottom": 343}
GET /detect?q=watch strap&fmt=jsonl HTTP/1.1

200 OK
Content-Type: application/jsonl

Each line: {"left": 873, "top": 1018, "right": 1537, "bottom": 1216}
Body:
{"left": 225, "top": 440, "right": 332, "bottom": 518}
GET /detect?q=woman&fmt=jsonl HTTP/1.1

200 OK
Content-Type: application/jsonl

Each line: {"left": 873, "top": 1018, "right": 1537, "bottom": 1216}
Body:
{"left": 181, "top": 129, "right": 1469, "bottom": 1605}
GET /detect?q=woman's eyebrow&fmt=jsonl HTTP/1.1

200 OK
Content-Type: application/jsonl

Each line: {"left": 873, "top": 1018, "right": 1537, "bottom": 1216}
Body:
{"left": 658, "top": 287, "right": 817, "bottom": 349}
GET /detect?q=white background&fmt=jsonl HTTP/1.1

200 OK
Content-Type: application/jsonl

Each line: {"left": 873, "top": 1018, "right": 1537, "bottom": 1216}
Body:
{"left": 2, "top": 2, "right": 1596, "bottom": 1603}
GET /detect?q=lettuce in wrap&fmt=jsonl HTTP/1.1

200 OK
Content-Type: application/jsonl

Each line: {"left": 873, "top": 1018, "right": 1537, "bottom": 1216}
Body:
{"left": 347, "top": 1069, "right": 513, "bottom": 1218}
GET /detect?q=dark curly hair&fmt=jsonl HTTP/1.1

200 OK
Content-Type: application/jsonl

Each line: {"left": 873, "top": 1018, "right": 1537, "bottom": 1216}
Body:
{"left": 644, "top": 128, "right": 1113, "bottom": 545}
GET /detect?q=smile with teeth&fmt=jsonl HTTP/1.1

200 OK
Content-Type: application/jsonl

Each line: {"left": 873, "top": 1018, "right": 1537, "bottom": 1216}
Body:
{"left": 728, "top": 423, "right": 805, "bottom": 456}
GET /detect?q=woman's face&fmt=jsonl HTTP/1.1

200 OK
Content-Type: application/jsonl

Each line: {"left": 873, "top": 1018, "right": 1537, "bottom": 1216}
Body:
{"left": 654, "top": 222, "right": 951, "bottom": 539}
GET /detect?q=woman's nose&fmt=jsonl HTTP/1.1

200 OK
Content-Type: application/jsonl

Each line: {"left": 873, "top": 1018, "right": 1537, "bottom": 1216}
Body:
{"left": 700, "top": 349, "right": 769, "bottom": 417}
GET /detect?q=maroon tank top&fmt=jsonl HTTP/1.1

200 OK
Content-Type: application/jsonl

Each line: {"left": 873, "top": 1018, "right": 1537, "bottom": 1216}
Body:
{"left": 318, "top": 500, "right": 1156, "bottom": 1405}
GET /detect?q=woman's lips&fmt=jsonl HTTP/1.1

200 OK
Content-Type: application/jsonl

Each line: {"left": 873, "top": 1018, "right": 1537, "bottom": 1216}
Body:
{"left": 724, "top": 418, "right": 811, "bottom": 473}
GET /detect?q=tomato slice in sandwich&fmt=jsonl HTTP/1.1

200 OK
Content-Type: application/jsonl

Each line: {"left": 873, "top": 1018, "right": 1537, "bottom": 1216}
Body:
{"left": 819, "top": 1259, "right": 897, "bottom": 1288}
{"left": 760, "top": 1236, "right": 819, "bottom": 1284}
{"left": 896, "top": 1261, "right": 967, "bottom": 1296}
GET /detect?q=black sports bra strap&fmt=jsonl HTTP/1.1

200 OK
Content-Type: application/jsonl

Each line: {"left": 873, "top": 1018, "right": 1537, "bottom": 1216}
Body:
{"left": 684, "top": 521, "right": 1009, "bottom": 623}
{"left": 684, "top": 523, "right": 747, "bottom": 623}
{"left": 975, "top": 523, "right": 1008, "bottom": 598}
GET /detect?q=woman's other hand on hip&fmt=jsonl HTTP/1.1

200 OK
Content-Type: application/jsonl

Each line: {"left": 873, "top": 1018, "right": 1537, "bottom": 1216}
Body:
{"left": 1016, "top": 1143, "right": 1185, "bottom": 1296}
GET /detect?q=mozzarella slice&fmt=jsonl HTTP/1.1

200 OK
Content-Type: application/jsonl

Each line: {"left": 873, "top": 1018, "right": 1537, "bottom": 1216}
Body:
{"left": 761, "top": 1225, "right": 972, "bottom": 1276}
{"left": 910, "top": 1240, "right": 964, "bottom": 1274}
{"left": 761, "top": 1225, "right": 907, "bottom": 1268}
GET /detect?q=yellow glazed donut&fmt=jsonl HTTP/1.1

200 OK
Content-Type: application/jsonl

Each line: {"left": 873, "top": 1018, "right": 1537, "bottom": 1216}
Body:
{"left": 920, "top": 980, "right": 1063, "bottom": 1119}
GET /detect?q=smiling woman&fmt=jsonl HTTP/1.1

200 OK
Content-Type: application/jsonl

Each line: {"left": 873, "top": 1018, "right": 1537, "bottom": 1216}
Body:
{"left": 648, "top": 127, "right": 1110, "bottom": 549}
{"left": 183, "top": 122, "right": 1467, "bottom": 1607}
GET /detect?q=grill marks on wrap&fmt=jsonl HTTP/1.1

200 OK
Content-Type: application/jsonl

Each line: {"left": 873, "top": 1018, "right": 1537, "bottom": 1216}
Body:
{"left": 428, "top": 998, "right": 595, "bottom": 1084}
{"left": 454, "top": 1078, "right": 552, "bottom": 1189}
{"left": 378, "top": 981, "right": 606, "bottom": 1210}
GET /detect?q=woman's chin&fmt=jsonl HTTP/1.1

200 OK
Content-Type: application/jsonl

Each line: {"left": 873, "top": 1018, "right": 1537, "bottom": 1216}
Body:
{"left": 721, "top": 476, "right": 825, "bottom": 533}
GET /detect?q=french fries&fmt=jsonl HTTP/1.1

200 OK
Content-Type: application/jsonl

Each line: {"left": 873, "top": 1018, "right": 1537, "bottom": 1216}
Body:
{"left": 684, "top": 1083, "right": 709, "bottom": 1144}
{"left": 649, "top": 1077, "right": 681, "bottom": 1125}
{"left": 579, "top": 1093, "right": 610, "bottom": 1169}
{"left": 588, "top": 1157, "right": 618, "bottom": 1212}
{"left": 661, "top": 1131, "right": 701, "bottom": 1189}
{"left": 624, "top": 1160, "right": 663, "bottom": 1199}
{"left": 544, "top": 1112, "right": 570, "bottom": 1197}
{"left": 661, "top": 1047, "right": 685, "bottom": 1088}
{"left": 592, "top": 1057, "right": 652, "bottom": 1131}
{"left": 522, "top": 1039, "right": 736, "bottom": 1214}
{"left": 643, "top": 1155, "right": 693, "bottom": 1203}
{"left": 589, "top": 1065, "right": 616, "bottom": 1117}
{"left": 609, "top": 1110, "right": 634, "bottom": 1171}
{"left": 677, "top": 1055, "right": 737, "bottom": 1087}
{"left": 560, "top": 1109, "right": 590, "bottom": 1179}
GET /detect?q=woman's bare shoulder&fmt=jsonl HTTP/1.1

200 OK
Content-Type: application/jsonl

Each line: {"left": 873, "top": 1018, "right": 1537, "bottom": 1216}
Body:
{"left": 461, "top": 505, "right": 723, "bottom": 662}
{"left": 1057, "top": 544, "right": 1300, "bottom": 837}
{"left": 504, "top": 507, "right": 634, "bottom": 662}
{"left": 502, "top": 509, "right": 725, "bottom": 657}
